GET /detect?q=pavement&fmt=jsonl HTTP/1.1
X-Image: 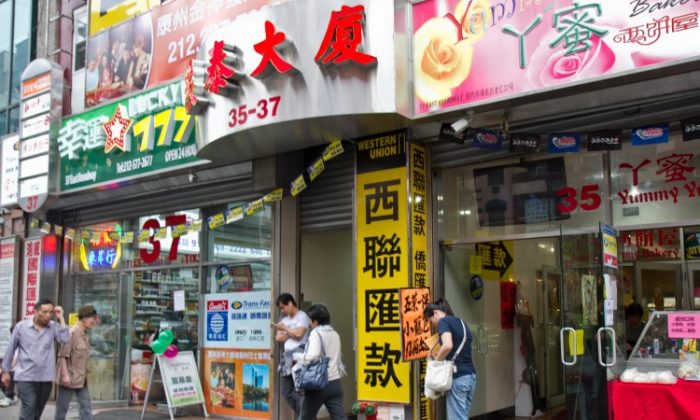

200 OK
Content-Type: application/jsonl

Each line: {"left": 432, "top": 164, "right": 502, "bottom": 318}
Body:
{"left": 1, "top": 401, "right": 209, "bottom": 419}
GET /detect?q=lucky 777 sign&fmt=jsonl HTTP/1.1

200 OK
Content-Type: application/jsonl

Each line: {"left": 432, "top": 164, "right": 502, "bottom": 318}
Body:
{"left": 58, "top": 80, "right": 204, "bottom": 191}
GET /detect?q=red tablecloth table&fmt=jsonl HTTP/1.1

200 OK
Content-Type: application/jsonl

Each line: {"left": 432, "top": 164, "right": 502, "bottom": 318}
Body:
{"left": 609, "top": 378, "right": 700, "bottom": 420}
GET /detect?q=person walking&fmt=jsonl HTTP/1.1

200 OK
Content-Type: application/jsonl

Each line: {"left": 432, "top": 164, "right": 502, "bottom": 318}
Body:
{"left": 0, "top": 325, "right": 17, "bottom": 407}
{"left": 55, "top": 305, "right": 99, "bottom": 420}
{"left": 2, "top": 298, "right": 69, "bottom": 420}
{"left": 297, "top": 304, "right": 348, "bottom": 420}
{"left": 424, "top": 298, "right": 476, "bottom": 419}
{"left": 272, "top": 293, "right": 310, "bottom": 417}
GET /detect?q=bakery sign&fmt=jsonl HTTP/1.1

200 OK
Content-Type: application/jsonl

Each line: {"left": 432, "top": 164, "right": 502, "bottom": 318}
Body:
{"left": 621, "top": 228, "right": 680, "bottom": 261}
{"left": 58, "top": 80, "right": 206, "bottom": 192}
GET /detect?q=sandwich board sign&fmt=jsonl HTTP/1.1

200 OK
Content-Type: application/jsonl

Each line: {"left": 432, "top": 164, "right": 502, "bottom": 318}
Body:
{"left": 141, "top": 351, "right": 207, "bottom": 420}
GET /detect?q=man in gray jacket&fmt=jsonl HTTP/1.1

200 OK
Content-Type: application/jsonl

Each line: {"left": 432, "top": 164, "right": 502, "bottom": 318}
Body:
{"left": 2, "top": 298, "right": 69, "bottom": 420}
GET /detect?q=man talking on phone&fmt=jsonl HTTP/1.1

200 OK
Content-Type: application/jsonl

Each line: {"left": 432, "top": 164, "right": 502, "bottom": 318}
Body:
{"left": 2, "top": 298, "right": 69, "bottom": 419}
{"left": 273, "top": 293, "right": 310, "bottom": 417}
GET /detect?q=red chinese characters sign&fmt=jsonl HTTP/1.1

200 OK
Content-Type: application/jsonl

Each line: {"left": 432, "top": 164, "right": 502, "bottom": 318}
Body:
{"left": 621, "top": 228, "right": 680, "bottom": 261}
{"left": 22, "top": 238, "right": 42, "bottom": 318}
{"left": 617, "top": 152, "right": 698, "bottom": 206}
{"left": 204, "top": 4, "right": 376, "bottom": 96}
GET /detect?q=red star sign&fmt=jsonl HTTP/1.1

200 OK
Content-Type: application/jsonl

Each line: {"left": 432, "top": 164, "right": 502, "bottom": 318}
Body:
{"left": 103, "top": 105, "right": 132, "bottom": 153}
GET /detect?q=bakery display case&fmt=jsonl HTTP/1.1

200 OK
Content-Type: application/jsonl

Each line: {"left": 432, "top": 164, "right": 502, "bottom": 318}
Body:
{"left": 627, "top": 311, "right": 699, "bottom": 373}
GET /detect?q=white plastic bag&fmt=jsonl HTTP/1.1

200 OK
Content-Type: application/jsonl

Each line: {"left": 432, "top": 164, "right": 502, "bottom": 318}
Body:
{"left": 425, "top": 359, "right": 455, "bottom": 393}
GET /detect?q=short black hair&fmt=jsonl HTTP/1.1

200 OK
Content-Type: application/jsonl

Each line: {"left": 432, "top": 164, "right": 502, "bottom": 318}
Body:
{"left": 625, "top": 303, "right": 643, "bottom": 318}
{"left": 35, "top": 298, "right": 55, "bottom": 310}
{"left": 423, "top": 298, "right": 454, "bottom": 319}
{"left": 276, "top": 293, "right": 297, "bottom": 307}
{"left": 307, "top": 304, "right": 330, "bottom": 325}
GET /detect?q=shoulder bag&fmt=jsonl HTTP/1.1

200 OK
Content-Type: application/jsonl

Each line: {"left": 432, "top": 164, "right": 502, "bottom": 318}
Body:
{"left": 425, "top": 319, "right": 467, "bottom": 393}
{"left": 294, "top": 329, "right": 330, "bottom": 391}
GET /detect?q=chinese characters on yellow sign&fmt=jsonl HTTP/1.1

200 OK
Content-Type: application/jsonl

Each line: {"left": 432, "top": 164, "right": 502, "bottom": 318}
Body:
{"left": 409, "top": 143, "right": 432, "bottom": 420}
{"left": 475, "top": 240, "right": 514, "bottom": 281}
{"left": 355, "top": 130, "right": 411, "bottom": 404}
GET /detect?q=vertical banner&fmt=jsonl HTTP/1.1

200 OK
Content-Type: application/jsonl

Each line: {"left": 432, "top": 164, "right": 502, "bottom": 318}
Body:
{"left": 0, "top": 237, "right": 18, "bottom": 354}
{"left": 355, "top": 129, "right": 411, "bottom": 403}
{"left": 409, "top": 143, "right": 433, "bottom": 420}
{"left": 602, "top": 224, "right": 619, "bottom": 269}
{"left": 21, "top": 238, "right": 42, "bottom": 318}
{"left": 202, "top": 293, "right": 272, "bottom": 418}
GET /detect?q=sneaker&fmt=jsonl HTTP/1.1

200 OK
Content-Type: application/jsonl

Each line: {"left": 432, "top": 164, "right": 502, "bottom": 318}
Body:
{"left": 0, "top": 397, "right": 12, "bottom": 407}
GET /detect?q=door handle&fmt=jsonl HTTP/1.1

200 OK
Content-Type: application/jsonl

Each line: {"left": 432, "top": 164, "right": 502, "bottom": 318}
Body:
{"left": 597, "top": 327, "right": 617, "bottom": 367}
{"left": 560, "top": 327, "right": 576, "bottom": 366}
{"left": 477, "top": 326, "right": 487, "bottom": 355}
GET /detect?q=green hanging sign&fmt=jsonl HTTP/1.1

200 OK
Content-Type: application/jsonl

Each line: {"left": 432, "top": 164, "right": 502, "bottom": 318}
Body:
{"left": 58, "top": 80, "right": 205, "bottom": 192}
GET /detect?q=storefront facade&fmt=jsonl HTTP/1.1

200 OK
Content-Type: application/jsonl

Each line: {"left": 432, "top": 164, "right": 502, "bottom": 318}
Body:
{"left": 3, "top": 0, "right": 700, "bottom": 419}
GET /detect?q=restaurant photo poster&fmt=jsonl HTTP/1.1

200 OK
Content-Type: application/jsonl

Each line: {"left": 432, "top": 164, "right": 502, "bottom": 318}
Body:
{"left": 202, "top": 348, "right": 272, "bottom": 419}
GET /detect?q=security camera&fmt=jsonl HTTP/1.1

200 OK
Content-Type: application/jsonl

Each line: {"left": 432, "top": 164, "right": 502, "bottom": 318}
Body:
{"left": 451, "top": 117, "right": 470, "bottom": 134}
{"left": 188, "top": 173, "right": 198, "bottom": 183}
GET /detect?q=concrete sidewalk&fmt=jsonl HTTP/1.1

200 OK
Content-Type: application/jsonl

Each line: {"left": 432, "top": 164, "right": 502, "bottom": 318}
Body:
{"left": 1, "top": 402, "right": 208, "bottom": 419}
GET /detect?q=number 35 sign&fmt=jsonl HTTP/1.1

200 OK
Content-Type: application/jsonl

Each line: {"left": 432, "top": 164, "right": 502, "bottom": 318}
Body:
{"left": 556, "top": 184, "right": 602, "bottom": 214}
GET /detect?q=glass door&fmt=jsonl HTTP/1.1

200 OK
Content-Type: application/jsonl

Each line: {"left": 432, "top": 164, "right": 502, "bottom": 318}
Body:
{"left": 540, "top": 268, "right": 565, "bottom": 409}
{"left": 443, "top": 243, "right": 515, "bottom": 418}
{"left": 72, "top": 272, "right": 130, "bottom": 402}
{"left": 559, "top": 226, "right": 626, "bottom": 420}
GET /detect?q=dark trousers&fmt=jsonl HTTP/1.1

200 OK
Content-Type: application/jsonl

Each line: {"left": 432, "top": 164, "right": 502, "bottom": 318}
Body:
{"left": 298, "top": 379, "right": 348, "bottom": 420}
{"left": 281, "top": 375, "right": 301, "bottom": 415}
{"left": 55, "top": 385, "right": 93, "bottom": 420}
{"left": 16, "top": 381, "right": 52, "bottom": 420}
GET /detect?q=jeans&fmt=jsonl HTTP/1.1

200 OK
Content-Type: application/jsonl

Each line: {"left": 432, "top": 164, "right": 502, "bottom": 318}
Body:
{"left": 55, "top": 385, "right": 93, "bottom": 420}
{"left": 298, "top": 379, "right": 347, "bottom": 420}
{"left": 15, "top": 381, "right": 53, "bottom": 420}
{"left": 447, "top": 373, "right": 476, "bottom": 420}
{"left": 281, "top": 375, "right": 302, "bottom": 415}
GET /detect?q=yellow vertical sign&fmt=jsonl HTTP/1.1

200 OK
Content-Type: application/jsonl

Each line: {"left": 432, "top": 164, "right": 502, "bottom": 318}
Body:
{"left": 356, "top": 130, "right": 411, "bottom": 404}
{"left": 410, "top": 143, "right": 433, "bottom": 420}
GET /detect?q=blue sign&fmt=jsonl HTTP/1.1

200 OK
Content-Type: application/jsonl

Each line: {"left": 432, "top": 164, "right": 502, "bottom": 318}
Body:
{"left": 206, "top": 312, "right": 228, "bottom": 341}
{"left": 88, "top": 247, "right": 118, "bottom": 269}
{"left": 631, "top": 124, "right": 669, "bottom": 146}
{"left": 470, "top": 275, "right": 484, "bottom": 301}
{"left": 473, "top": 129, "right": 503, "bottom": 150}
{"left": 548, "top": 133, "right": 581, "bottom": 153}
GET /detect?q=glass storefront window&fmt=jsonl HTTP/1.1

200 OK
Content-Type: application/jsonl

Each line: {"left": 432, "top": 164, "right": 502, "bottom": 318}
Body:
{"left": 11, "top": 0, "right": 31, "bottom": 103}
{"left": 72, "top": 272, "right": 129, "bottom": 401}
{"left": 206, "top": 203, "right": 273, "bottom": 293}
{"left": 207, "top": 203, "right": 273, "bottom": 264}
{"left": 438, "top": 152, "right": 605, "bottom": 240}
{"left": 0, "top": 1, "right": 11, "bottom": 109}
{"left": 611, "top": 136, "right": 699, "bottom": 227}
{"left": 132, "top": 267, "right": 200, "bottom": 348}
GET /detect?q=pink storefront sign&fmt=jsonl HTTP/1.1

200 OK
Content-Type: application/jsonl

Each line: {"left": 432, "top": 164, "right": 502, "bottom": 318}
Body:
{"left": 413, "top": 0, "right": 700, "bottom": 115}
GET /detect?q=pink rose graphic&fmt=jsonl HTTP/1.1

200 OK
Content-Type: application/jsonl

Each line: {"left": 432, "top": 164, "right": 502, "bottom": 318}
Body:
{"left": 526, "top": 35, "right": 615, "bottom": 89}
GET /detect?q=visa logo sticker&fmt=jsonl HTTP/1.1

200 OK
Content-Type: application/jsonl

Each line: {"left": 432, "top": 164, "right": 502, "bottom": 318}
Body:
{"left": 631, "top": 124, "right": 669, "bottom": 146}
{"left": 548, "top": 133, "right": 580, "bottom": 153}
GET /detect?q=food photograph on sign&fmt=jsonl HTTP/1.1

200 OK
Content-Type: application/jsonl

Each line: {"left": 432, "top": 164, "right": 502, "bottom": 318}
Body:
{"left": 203, "top": 349, "right": 272, "bottom": 418}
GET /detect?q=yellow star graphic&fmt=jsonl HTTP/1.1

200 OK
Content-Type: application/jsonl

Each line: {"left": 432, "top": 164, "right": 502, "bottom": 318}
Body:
{"left": 103, "top": 105, "right": 133, "bottom": 154}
